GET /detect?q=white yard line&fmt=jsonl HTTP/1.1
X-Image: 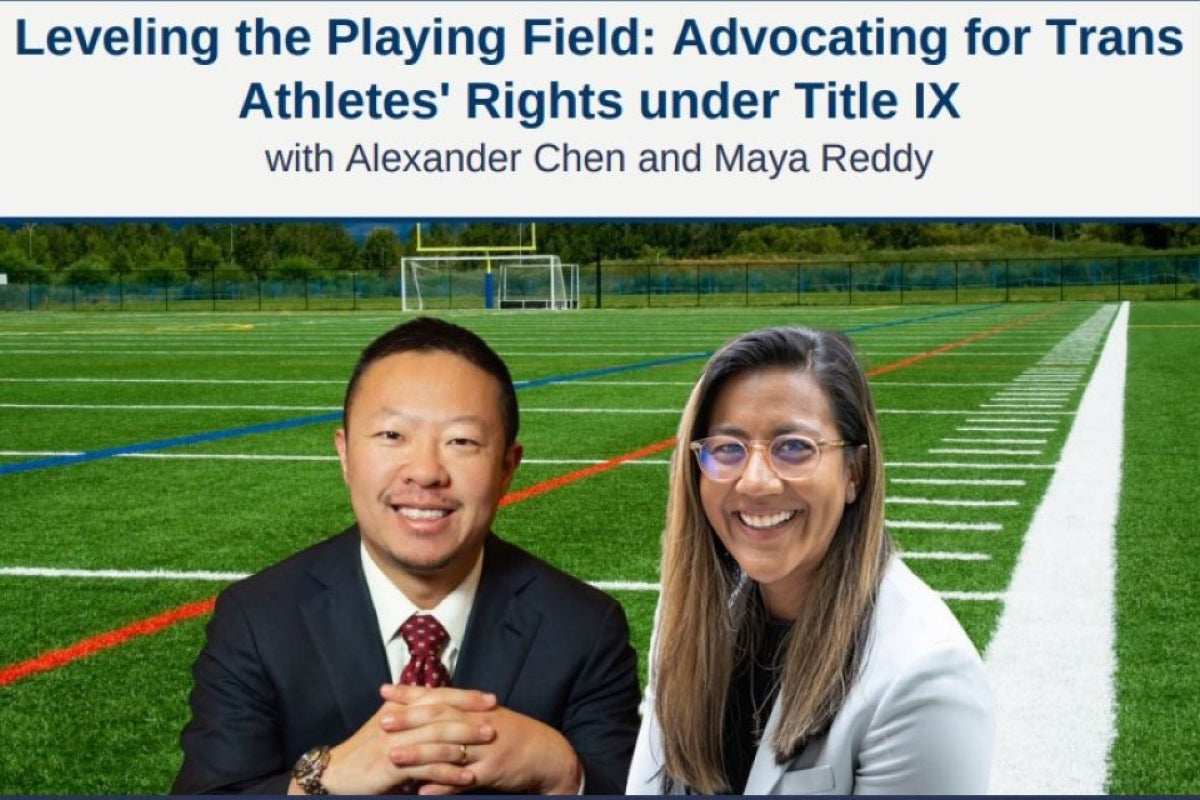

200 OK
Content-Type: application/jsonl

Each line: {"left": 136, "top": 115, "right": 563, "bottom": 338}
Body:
{"left": 521, "top": 407, "right": 682, "bottom": 414}
{"left": 980, "top": 403, "right": 1067, "bottom": 409}
{"left": 0, "top": 566, "right": 249, "bottom": 581}
{"left": 887, "top": 497, "right": 1019, "bottom": 508}
{"left": 886, "top": 520, "right": 1003, "bottom": 532}
{"left": 590, "top": 581, "right": 662, "bottom": 592}
{"left": 985, "top": 303, "right": 1124, "bottom": 794}
{"left": 867, "top": 382, "right": 1011, "bottom": 387}
{"left": 0, "top": 377, "right": 344, "bottom": 385}
{"left": 956, "top": 427, "right": 1056, "bottom": 434}
{"left": 990, "top": 394, "right": 1070, "bottom": 401}
{"left": 890, "top": 461, "right": 1055, "bottom": 470}
{"left": 533, "top": 380, "right": 696, "bottom": 386}
{"left": 2, "top": 403, "right": 686, "bottom": 414}
{"left": 880, "top": 409, "right": 1072, "bottom": 416}
{"left": 2, "top": 402, "right": 1078, "bottom": 417}
{"left": 0, "top": 451, "right": 670, "bottom": 466}
{"left": 121, "top": 453, "right": 337, "bottom": 461}
{"left": 941, "top": 438, "right": 1048, "bottom": 445}
{"left": 0, "top": 567, "right": 997, "bottom": 601}
{"left": 0, "top": 450, "right": 338, "bottom": 461}
{"left": 941, "top": 590, "right": 1006, "bottom": 602}
{"left": 862, "top": 350, "right": 1050, "bottom": 357}
{"left": 964, "top": 416, "right": 1065, "bottom": 424}
{"left": 0, "top": 348, "right": 355, "bottom": 356}
{"left": 500, "top": 351, "right": 691, "bottom": 357}
{"left": 995, "top": 386, "right": 1075, "bottom": 392}
{"left": 994, "top": 387, "right": 1075, "bottom": 393}
{"left": 897, "top": 551, "right": 991, "bottom": 561}
{"left": 522, "top": 458, "right": 671, "bottom": 466}
{"left": 929, "top": 447, "right": 1043, "bottom": 456}
{"left": 902, "top": 351, "right": 1053, "bottom": 357}
{"left": 0, "top": 377, "right": 690, "bottom": 388}
{"left": 0, "top": 348, "right": 692, "bottom": 357}
{"left": 0, "top": 403, "right": 339, "bottom": 411}
{"left": 890, "top": 477, "right": 1025, "bottom": 487}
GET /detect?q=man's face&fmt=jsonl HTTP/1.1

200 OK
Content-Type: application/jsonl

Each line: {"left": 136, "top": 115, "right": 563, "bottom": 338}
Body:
{"left": 335, "top": 350, "right": 521, "bottom": 601}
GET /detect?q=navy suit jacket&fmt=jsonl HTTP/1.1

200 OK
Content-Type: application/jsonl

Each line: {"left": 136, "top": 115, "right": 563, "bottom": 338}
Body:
{"left": 172, "top": 528, "right": 641, "bottom": 794}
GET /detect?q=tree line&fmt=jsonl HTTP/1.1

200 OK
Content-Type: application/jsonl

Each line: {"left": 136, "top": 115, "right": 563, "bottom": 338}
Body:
{"left": 2, "top": 221, "right": 1198, "bottom": 285}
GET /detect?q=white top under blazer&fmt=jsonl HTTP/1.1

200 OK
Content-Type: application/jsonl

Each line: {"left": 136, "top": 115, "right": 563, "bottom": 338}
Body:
{"left": 627, "top": 557, "right": 996, "bottom": 795}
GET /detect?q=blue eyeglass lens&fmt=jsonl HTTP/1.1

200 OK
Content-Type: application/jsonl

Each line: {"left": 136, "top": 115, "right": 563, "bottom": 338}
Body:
{"left": 706, "top": 440, "right": 747, "bottom": 465}
{"left": 698, "top": 436, "right": 820, "bottom": 475}
{"left": 772, "top": 436, "right": 819, "bottom": 465}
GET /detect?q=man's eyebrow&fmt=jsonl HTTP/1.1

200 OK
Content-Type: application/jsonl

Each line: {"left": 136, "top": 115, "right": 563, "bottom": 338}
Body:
{"left": 368, "top": 408, "right": 489, "bottom": 427}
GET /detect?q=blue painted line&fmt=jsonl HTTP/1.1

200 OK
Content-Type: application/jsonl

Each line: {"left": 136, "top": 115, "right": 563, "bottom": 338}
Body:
{"left": 512, "top": 304, "right": 1000, "bottom": 390}
{"left": 840, "top": 303, "right": 1002, "bottom": 334}
{"left": 514, "top": 352, "right": 710, "bottom": 390}
{"left": 0, "top": 413, "right": 340, "bottom": 478}
{"left": 0, "top": 355, "right": 711, "bottom": 479}
{"left": 0, "top": 304, "right": 1005, "bottom": 479}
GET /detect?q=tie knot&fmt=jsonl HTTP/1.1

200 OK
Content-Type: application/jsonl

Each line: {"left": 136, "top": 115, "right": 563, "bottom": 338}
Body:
{"left": 399, "top": 613, "right": 448, "bottom": 659}
{"left": 397, "top": 614, "right": 452, "bottom": 688}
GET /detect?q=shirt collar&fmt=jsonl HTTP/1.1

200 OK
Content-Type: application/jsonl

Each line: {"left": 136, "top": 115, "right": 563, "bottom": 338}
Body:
{"left": 360, "top": 541, "right": 483, "bottom": 676}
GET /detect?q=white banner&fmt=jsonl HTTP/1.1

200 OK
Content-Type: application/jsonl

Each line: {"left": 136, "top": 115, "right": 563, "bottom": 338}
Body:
{"left": 2, "top": 1, "right": 1198, "bottom": 217}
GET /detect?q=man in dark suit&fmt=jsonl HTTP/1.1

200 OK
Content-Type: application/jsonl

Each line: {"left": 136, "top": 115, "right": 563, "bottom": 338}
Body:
{"left": 173, "top": 317, "right": 642, "bottom": 795}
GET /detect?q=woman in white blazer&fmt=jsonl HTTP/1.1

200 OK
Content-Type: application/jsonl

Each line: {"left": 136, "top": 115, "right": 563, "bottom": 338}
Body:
{"left": 627, "top": 326, "right": 994, "bottom": 795}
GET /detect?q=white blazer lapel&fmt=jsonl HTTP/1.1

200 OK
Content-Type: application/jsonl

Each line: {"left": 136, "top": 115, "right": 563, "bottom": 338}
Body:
{"left": 741, "top": 697, "right": 838, "bottom": 795}
{"left": 741, "top": 697, "right": 786, "bottom": 794}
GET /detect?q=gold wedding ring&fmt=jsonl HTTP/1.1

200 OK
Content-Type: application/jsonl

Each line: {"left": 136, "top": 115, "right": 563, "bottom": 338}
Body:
{"left": 458, "top": 743, "right": 469, "bottom": 766}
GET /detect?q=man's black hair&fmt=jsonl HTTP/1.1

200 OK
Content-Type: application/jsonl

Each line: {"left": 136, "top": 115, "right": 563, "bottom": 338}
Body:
{"left": 342, "top": 316, "right": 519, "bottom": 445}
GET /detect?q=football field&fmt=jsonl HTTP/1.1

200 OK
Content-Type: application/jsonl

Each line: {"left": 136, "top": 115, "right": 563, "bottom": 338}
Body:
{"left": 1, "top": 302, "right": 1197, "bottom": 793}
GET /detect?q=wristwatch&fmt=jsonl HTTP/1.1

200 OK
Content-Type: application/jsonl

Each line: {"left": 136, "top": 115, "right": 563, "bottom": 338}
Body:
{"left": 292, "top": 745, "right": 331, "bottom": 795}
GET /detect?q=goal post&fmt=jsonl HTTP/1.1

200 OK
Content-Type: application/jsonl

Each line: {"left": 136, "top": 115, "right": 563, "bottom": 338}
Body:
{"left": 499, "top": 259, "right": 579, "bottom": 310}
{"left": 400, "top": 254, "right": 579, "bottom": 311}
{"left": 411, "top": 223, "right": 539, "bottom": 309}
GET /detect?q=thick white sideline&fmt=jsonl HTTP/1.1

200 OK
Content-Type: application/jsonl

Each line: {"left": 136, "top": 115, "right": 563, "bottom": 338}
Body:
{"left": 984, "top": 303, "right": 1126, "bottom": 794}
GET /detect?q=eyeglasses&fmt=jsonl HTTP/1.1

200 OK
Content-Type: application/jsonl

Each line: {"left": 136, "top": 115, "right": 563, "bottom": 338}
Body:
{"left": 689, "top": 434, "right": 853, "bottom": 482}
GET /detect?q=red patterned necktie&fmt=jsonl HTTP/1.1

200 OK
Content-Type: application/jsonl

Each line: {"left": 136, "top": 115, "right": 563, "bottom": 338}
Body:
{"left": 398, "top": 613, "right": 451, "bottom": 688}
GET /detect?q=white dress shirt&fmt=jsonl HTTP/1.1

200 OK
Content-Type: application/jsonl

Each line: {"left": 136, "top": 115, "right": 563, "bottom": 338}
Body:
{"left": 360, "top": 543, "right": 482, "bottom": 682}
{"left": 359, "top": 540, "right": 587, "bottom": 794}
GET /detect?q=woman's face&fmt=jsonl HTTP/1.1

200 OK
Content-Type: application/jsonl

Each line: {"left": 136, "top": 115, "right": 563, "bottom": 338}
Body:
{"left": 699, "top": 367, "right": 860, "bottom": 619}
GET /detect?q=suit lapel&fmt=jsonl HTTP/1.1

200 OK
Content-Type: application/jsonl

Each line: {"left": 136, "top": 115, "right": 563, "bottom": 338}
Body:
{"left": 299, "top": 528, "right": 391, "bottom": 734}
{"left": 452, "top": 535, "right": 542, "bottom": 702}
{"left": 743, "top": 696, "right": 786, "bottom": 794}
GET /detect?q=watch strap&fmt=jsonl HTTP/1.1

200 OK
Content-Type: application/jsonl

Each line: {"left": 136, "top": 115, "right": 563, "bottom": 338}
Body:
{"left": 292, "top": 745, "right": 331, "bottom": 795}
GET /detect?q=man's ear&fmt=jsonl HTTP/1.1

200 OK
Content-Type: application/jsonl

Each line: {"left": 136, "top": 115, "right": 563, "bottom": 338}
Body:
{"left": 334, "top": 428, "right": 350, "bottom": 484}
{"left": 501, "top": 441, "right": 524, "bottom": 493}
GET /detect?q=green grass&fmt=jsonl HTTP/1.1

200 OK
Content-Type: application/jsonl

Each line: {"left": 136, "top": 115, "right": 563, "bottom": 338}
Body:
{"left": 0, "top": 609, "right": 205, "bottom": 794}
{"left": 1107, "top": 303, "right": 1200, "bottom": 793}
{"left": 0, "top": 302, "right": 1191, "bottom": 792}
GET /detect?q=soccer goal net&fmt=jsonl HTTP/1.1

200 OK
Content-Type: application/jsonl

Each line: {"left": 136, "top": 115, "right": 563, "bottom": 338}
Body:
{"left": 400, "top": 254, "right": 579, "bottom": 311}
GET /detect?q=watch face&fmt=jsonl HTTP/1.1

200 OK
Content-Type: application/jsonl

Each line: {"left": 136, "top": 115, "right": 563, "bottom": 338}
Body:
{"left": 293, "top": 747, "right": 330, "bottom": 795}
{"left": 295, "top": 747, "right": 325, "bottom": 778}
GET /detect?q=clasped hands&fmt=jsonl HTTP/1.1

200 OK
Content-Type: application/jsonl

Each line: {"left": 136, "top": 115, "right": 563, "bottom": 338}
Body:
{"left": 317, "top": 684, "right": 582, "bottom": 796}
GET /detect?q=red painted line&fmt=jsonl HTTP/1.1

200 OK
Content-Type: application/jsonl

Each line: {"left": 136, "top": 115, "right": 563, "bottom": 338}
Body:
{"left": 501, "top": 438, "right": 678, "bottom": 508}
{"left": 0, "top": 309, "right": 1049, "bottom": 688}
{"left": 1, "top": 442, "right": 682, "bottom": 688}
{"left": 0, "top": 597, "right": 215, "bottom": 688}
{"left": 866, "top": 314, "right": 1042, "bottom": 379}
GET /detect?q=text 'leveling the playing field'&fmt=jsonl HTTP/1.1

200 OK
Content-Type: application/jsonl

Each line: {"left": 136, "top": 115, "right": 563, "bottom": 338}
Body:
{"left": 12, "top": 13, "right": 1186, "bottom": 128}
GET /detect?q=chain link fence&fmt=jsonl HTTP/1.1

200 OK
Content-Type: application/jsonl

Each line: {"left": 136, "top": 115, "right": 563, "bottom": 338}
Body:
{"left": 3, "top": 255, "right": 1198, "bottom": 311}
